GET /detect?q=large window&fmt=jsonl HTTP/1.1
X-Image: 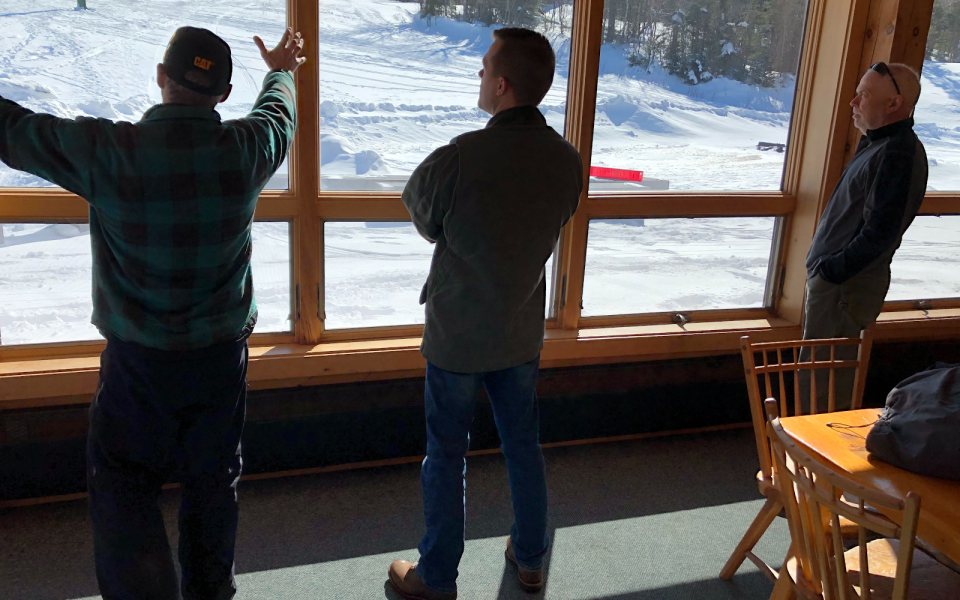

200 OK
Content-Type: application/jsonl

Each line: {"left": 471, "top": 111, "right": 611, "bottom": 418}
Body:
{"left": 324, "top": 222, "right": 433, "bottom": 329}
{"left": 581, "top": 217, "right": 776, "bottom": 316}
{"left": 915, "top": 0, "right": 960, "bottom": 191}
{"left": 588, "top": 0, "right": 809, "bottom": 191}
{"left": 2, "top": 0, "right": 957, "bottom": 368}
{"left": 883, "top": 2, "right": 960, "bottom": 309}
{"left": 0, "top": 222, "right": 292, "bottom": 346}
{"left": 0, "top": 223, "right": 98, "bottom": 345}
{"left": 0, "top": 0, "right": 289, "bottom": 189}
{"left": 886, "top": 216, "right": 960, "bottom": 302}
{"left": 323, "top": 223, "right": 557, "bottom": 329}
{"left": 251, "top": 222, "right": 294, "bottom": 333}
{"left": 318, "top": 0, "right": 574, "bottom": 191}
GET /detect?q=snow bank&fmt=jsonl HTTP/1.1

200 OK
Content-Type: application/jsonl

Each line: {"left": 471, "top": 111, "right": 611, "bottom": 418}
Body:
{"left": 321, "top": 134, "right": 388, "bottom": 175}
{"left": 0, "top": 74, "right": 57, "bottom": 103}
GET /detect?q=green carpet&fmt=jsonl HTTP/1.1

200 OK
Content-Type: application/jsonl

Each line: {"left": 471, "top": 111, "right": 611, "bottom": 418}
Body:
{"left": 0, "top": 428, "right": 790, "bottom": 599}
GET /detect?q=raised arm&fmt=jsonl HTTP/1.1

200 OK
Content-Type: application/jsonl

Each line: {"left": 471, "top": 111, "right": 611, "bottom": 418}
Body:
{"left": 230, "top": 29, "right": 305, "bottom": 181}
{"left": 0, "top": 98, "right": 99, "bottom": 197}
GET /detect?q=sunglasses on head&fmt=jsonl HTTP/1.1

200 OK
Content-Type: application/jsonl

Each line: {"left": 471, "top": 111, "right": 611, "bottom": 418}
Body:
{"left": 871, "top": 61, "right": 901, "bottom": 95}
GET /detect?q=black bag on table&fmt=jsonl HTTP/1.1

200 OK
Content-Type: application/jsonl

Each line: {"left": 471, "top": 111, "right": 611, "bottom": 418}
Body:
{"left": 866, "top": 362, "right": 960, "bottom": 481}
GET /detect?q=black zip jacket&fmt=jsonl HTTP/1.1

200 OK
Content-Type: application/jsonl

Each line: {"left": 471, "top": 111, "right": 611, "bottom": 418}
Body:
{"left": 806, "top": 117, "right": 927, "bottom": 284}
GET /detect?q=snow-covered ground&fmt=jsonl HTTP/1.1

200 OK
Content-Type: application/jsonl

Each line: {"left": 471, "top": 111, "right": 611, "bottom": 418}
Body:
{"left": 582, "top": 218, "right": 776, "bottom": 316}
{"left": 0, "top": 0, "right": 957, "bottom": 344}
{"left": 913, "top": 62, "right": 960, "bottom": 191}
{"left": 887, "top": 215, "right": 960, "bottom": 301}
{"left": 0, "top": 0, "right": 290, "bottom": 188}
{"left": 324, "top": 222, "right": 556, "bottom": 329}
{"left": 0, "top": 222, "right": 290, "bottom": 345}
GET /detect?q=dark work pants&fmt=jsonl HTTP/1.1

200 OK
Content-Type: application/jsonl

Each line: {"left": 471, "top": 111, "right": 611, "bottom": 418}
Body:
{"left": 87, "top": 336, "right": 248, "bottom": 600}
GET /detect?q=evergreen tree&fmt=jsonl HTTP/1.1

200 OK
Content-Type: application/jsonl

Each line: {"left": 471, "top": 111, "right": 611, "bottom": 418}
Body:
{"left": 927, "top": 0, "right": 960, "bottom": 62}
{"left": 418, "top": 0, "right": 812, "bottom": 86}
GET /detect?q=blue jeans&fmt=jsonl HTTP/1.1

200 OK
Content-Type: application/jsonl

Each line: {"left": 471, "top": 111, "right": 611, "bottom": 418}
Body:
{"left": 416, "top": 356, "right": 549, "bottom": 594}
{"left": 87, "top": 336, "right": 247, "bottom": 600}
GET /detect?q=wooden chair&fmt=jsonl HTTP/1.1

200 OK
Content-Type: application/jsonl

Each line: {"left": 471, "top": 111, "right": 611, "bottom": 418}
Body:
{"left": 720, "top": 328, "right": 874, "bottom": 581}
{"left": 765, "top": 399, "right": 960, "bottom": 599}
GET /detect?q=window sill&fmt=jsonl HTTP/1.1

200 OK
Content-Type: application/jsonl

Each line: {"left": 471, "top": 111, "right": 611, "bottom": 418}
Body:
{"left": 0, "top": 318, "right": 794, "bottom": 409}
{"left": 1, "top": 313, "right": 957, "bottom": 410}
{"left": 875, "top": 308, "right": 960, "bottom": 339}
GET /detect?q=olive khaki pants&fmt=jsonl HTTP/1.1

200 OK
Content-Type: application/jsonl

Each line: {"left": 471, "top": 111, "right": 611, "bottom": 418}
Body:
{"left": 799, "top": 265, "right": 889, "bottom": 412}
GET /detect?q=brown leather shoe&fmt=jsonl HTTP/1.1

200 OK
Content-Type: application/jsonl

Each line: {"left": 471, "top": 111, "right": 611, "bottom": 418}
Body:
{"left": 505, "top": 537, "right": 544, "bottom": 593}
{"left": 387, "top": 560, "right": 457, "bottom": 600}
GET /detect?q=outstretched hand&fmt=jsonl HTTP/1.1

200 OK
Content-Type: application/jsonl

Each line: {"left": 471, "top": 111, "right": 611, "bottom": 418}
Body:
{"left": 253, "top": 28, "right": 306, "bottom": 73}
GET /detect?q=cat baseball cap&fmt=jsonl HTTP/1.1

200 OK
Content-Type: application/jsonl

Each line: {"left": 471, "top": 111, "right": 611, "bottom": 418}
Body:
{"left": 162, "top": 27, "right": 233, "bottom": 96}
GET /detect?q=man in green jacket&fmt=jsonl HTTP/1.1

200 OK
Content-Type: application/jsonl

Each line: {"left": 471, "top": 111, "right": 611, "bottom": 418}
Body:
{"left": 0, "top": 27, "right": 304, "bottom": 600}
{"left": 389, "top": 28, "right": 582, "bottom": 600}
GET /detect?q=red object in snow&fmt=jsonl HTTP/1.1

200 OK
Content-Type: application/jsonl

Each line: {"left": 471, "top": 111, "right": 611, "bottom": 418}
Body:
{"left": 589, "top": 166, "right": 644, "bottom": 182}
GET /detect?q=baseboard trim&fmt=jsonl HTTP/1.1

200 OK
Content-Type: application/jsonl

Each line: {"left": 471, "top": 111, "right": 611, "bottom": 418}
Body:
{"left": 0, "top": 422, "right": 751, "bottom": 509}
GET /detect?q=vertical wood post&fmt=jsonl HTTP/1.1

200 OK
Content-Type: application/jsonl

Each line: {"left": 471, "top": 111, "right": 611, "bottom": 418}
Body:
{"left": 841, "top": 0, "right": 934, "bottom": 168}
{"left": 290, "top": 0, "right": 322, "bottom": 344}
{"left": 777, "top": 0, "right": 872, "bottom": 325}
{"left": 557, "top": 0, "right": 604, "bottom": 330}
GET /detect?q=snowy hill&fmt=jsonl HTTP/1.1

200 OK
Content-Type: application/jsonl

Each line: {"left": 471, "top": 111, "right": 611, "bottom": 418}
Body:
{"left": 2, "top": 0, "right": 958, "bottom": 189}
{"left": 0, "top": 0, "right": 800, "bottom": 190}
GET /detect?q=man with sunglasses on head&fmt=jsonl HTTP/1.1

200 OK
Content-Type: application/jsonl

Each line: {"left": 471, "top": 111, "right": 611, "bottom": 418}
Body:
{"left": 803, "top": 62, "right": 927, "bottom": 410}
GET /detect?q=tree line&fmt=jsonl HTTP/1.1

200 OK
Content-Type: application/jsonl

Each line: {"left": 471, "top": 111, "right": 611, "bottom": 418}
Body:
{"left": 418, "top": 0, "right": 960, "bottom": 85}
{"left": 417, "top": 0, "right": 807, "bottom": 87}
{"left": 927, "top": 0, "right": 960, "bottom": 62}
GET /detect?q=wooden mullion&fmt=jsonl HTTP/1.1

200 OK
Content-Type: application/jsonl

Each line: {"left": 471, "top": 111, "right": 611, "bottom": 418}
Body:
{"left": 0, "top": 340, "right": 106, "bottom": 361}
{"left": 0, "top": 191, "right": 298, "bottom": 221}
{"left": 318, "top": 325, "right": 423, "bottom": 343}
{"left": 882, "top": 297, "right": 960, "bottom": 312}
{"left": 577, "top": 307, "right": 774, "bottom": 329}
{"left": 290, "top": 0, "right": 322, "bottom": 344}
{"left": 254, "top": 194, "right": 299, "bottom": 219}
{"left": 584, "top": 193, "right": 794, "bottom": 218}
{"left": 840, "top": 0, "right": 897, "bottom": 168}
{"left": 840, "top": 0, "right": 934, "bottom": 170}
{"left": 557, "top": 0, "right": 604, "bottom": 331}
{"left": 0, "top": 191, "right": 87, "bottom": 221}
{"left": 918, "top": 195, "right": 960, "bottom": 215}
{"left": 778, "top": 0, "right": 870, "bottom": 326}
{"left": 889, "top": 0, "right": 934, "bottom": 74}
{"left": 780, "top": 0, "right": 823, "bottom": 197}
{"left": 317, "top": 195, "right": 409, "bottom": 220}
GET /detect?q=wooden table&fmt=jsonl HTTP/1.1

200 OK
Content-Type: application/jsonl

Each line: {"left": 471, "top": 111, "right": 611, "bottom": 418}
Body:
{"left": 780, "top": 408, "right": 960, "bottom": 565}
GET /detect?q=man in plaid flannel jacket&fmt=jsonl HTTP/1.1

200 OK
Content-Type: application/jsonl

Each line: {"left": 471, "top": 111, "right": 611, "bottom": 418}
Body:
{"left": 0, "top": 27, "right": 305, "bottom": 600}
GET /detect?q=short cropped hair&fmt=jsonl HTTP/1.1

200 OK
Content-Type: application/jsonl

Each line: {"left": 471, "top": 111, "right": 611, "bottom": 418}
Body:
{"left": 887, "top": 63, "right": 922, "bottom": 107}
{"left": 164, "top": 74, "right": 221, "bottom": 108}
{"left": 491, "top": 28, "right": 556, "bottom": 106}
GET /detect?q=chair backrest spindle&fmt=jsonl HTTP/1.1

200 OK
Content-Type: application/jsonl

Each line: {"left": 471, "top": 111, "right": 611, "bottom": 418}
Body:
{"left": 739, "top": 329, "right": 873, "bottom": 499}
{"left": 829, "top": 344, "right": 837, "bottom": 413}
{"left": 794, "top": 345, "right": 802, "bottom": 416}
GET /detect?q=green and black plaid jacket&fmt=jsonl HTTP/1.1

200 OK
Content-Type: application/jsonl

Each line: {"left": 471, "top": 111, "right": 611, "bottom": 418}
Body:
{"left": 0, "top": 70, "right": 297, "bottom": 350}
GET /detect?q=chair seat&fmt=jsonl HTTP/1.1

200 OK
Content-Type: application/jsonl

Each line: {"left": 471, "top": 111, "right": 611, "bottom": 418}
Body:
{"left": 844, "top": 539, "right": 960, "bottom": 599}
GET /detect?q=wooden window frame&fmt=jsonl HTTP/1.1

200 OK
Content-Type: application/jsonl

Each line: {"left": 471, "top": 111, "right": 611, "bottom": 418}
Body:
{"left": 1, "top": 0, "right": 958, "bottom": 405}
